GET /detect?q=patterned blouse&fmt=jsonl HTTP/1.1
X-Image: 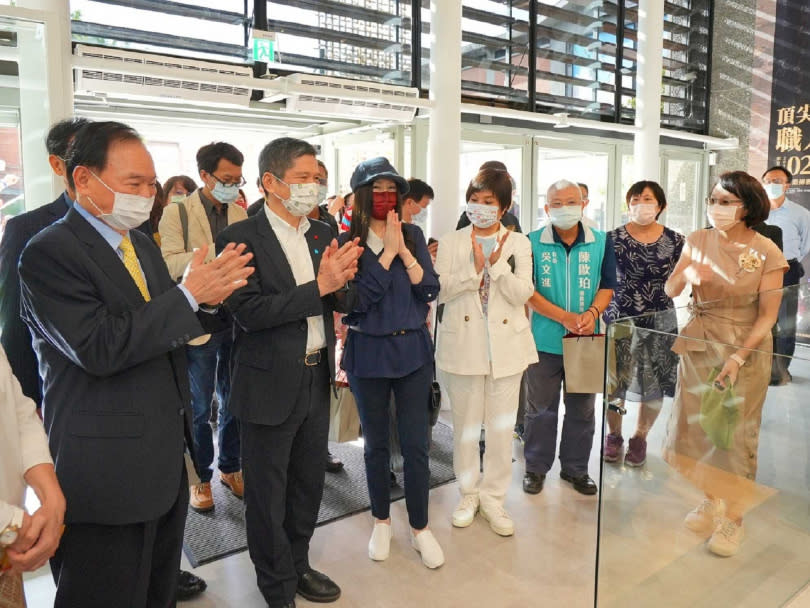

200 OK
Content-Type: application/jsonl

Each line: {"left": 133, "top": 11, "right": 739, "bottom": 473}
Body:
{"left": 603, "top": 225, "right": 685, "bottom": 322}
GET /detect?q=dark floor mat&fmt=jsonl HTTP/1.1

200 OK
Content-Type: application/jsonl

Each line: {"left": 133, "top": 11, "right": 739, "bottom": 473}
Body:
{"left": 182, "top": 421, "right": 455, "bottom": 567}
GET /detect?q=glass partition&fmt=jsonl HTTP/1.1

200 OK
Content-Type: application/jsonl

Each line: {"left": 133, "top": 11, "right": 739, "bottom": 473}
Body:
{"left": 597, "top": 283, "right": 810, "bottom": 607}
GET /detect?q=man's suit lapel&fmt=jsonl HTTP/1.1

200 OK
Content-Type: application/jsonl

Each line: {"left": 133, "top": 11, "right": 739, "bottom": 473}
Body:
{"left": 255, "top": 214, "right": 297, "bottom": 289}
{"left": 304, "top": 225, "right": 324, "bottom": 275}
{"left": 65, "top": 208, "right": 147, "bottom": 306}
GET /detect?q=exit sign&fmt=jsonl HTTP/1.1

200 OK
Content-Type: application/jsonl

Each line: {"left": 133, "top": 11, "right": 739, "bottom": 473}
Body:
{"left": 252, "top": 31, "right": 276, "bottom": 63}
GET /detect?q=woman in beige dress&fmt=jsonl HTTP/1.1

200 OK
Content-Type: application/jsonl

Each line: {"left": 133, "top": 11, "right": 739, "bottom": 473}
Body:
{"left": 664, "top": 171, "right": 787, "bottom": 557}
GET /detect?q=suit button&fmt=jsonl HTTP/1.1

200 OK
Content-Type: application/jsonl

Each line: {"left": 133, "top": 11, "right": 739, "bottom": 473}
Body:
{"left": 178, "top": 408, "right": 185, "bottom": 415}
{"left": 170, "top": 340, "right": 178, "bottom": 348}
{"left": 183, "top": 334, "right": 190, "bottom": 341}
{"left": 503, "top": 319, "right": 508, "bottom": 324}
{"left": 464, "top": 315, "right": 469, "bottom": 321}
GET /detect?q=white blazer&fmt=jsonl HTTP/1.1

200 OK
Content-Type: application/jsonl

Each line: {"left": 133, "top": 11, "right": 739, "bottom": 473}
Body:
{"left": 435, "top": 225, "right": 538, "bottom": 379}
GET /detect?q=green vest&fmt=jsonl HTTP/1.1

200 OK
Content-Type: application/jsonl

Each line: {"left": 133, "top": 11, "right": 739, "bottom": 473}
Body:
{"left": 528, "top": 224, "right": 606, "bottom": 355}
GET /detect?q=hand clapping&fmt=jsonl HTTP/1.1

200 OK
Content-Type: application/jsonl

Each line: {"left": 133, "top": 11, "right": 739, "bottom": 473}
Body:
{"left": 182, "top": 242, "right": 255, "bottom": 306}
{"left": 318, "top": 237, "right": 363, "bottom": 296}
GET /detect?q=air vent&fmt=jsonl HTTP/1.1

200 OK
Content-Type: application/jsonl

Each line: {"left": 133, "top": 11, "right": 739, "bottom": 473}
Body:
{"left": 75, "top": 45, "right": 252, "bottom": 107}
{"left": 279, "top": 74, "right": 418, "bottom": 122}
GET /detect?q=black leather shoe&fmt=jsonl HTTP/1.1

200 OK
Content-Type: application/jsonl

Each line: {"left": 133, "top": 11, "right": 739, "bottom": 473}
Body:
{"left": 560, "top": 471, "right": 598, "bottom": 495}
{"left": 325, "top": 451, "right": 344, "bottom": 473}
{"left": 522, "top": 472, "right": 545, "bottom": 494}
{"left": 297, "top": 570, "right": 341, "bottom": 603}
{"left": 176, "top": 569, "right": 207, "bottom": 601}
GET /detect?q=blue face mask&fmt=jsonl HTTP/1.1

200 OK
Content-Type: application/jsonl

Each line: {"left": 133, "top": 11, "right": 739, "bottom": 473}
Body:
{"left": 211, "top": 180, "right": 240, "bottom": 205}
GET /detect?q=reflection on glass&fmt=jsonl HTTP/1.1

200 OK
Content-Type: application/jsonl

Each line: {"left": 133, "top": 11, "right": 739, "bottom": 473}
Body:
{"left": 598, "top": 283, "right": 810, "bottom": 607}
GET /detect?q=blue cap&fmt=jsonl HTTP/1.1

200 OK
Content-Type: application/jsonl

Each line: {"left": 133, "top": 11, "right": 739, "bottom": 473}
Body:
{"left": 349, "top": 157, "right": 409, "bottom": 194}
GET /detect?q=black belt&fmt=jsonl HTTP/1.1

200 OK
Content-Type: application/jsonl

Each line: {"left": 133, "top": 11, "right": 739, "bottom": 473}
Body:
{"left": 304, "top": 348, "right": 327, "bottom": 366}
{"left": 349, "top": 327, "right": 418, "bottom": 337}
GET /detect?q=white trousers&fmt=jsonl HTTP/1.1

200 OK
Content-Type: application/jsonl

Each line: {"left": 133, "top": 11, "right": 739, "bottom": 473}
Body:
{"left": 440, "top": 370, "right": 522, "bottom": 508}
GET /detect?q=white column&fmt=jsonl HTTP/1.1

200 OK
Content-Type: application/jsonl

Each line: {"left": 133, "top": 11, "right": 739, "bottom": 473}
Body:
{"left": 633, "top": 0, "right": 664, "bottom": 182}
{"left": 427, "top": 0, "right": 462, "bottom": 240}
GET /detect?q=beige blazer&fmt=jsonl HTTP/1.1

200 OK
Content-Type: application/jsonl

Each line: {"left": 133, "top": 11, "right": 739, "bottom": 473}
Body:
{"left": 158, "top": 189, "right": 248, "bottom": 344}
{"left": 435, "top": 225, "right": 538, "bottom": 380}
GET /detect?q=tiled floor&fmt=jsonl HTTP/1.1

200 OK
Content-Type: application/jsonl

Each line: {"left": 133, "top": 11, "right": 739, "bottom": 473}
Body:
{"left": 22, "top": 352, "right": 810, "bottom": 607}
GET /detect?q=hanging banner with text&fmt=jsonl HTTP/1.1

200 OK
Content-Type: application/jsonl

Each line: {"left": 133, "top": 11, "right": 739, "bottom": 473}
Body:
{"left": 769, "top": 1, "right": 810, "bottom": 204}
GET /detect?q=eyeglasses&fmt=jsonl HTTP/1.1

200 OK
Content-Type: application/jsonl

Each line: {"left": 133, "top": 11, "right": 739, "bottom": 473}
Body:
{"left": 210, "top": 173, "right": 246, "bottom": 188}
{"left": 706, "top": 197, "right": 743, "bottom": 206}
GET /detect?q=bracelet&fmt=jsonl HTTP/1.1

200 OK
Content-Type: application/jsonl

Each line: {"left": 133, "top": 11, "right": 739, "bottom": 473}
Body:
{"left": 586, "top": 308, "right": 597, "bottom": 322}
{"left": 588, "top": 305, "right": 599, "bottom": 315}
{"left": 729, "top": 354, "right": 746, "bottom": 367}
{"left": 405, "top": 259, "right": 418, "bottom": 270}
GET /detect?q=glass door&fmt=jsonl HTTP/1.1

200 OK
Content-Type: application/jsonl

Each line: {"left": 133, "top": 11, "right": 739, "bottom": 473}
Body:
{"left": 534, "top": 138, "right": 614, "bottom": 232}
{"left": 661, "top": 149, "right": 706, "bottom": 237}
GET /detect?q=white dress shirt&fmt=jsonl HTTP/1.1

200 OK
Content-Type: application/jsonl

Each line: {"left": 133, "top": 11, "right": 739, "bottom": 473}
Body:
{"left": 0, "top": 349, "right": 52, "bottom": 532}
{"left": 264, "top": 205, "right": 326, "bottom": 353}
{"left": 767, "top": 197, "right": 810, "bottom": 261}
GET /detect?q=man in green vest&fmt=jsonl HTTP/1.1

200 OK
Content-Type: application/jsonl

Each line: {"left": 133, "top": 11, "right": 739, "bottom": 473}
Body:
{"left": 522, "top": 179, "right": 616, "bottom": 496}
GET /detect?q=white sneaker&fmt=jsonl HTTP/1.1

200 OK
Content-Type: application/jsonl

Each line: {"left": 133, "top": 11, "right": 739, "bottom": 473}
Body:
{"left": 451, "top": 494, "right": 480, "bottom": 528}
{"left": 708, "top": 518, "right": 744, "bottom": 557}
{"left": 368, "top": 521, "right": 392, "bottom": 561}
{"left": 411, "top": 529, "right": 445, "bottom": 569}
{"left": 480, "top": 503, "right": 515, "bottom": 537}
{"left": 684, "top": 498, "right": 725, "bottom": 535}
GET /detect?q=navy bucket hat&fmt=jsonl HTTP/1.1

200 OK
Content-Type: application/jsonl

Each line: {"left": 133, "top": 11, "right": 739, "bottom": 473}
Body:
{"left": 350, "top": 157, "right": 409, "bottom": 194}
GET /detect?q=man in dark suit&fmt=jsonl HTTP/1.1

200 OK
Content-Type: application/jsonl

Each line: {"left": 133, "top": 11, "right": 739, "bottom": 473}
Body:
{"left": 0, "top": 117, "right": 89, "bottom": 407}
{"left": 18, "top": 121, "right": 253, "bottom": 608}
{"left": 216, "top": 137, "right": 361, "bottom": 608}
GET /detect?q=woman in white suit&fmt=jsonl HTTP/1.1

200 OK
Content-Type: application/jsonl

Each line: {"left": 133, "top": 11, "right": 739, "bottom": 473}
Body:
{"left": 435, "top": 168, "right": 538, "bottom": 537}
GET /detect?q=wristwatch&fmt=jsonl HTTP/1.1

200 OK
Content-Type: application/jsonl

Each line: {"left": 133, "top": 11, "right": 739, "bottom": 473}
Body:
{"left": 0, "top": 511, "right": 23, "bottom": 547}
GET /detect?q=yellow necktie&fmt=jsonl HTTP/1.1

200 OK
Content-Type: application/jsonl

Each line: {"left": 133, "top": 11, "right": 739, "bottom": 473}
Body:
{"left": 119, "top": 236, "right": 151, "bottom": 302}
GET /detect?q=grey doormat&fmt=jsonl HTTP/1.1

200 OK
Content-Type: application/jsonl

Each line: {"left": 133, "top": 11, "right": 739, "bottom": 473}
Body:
{"left": 182, "top": 421, "right": 456, "bottom": 567}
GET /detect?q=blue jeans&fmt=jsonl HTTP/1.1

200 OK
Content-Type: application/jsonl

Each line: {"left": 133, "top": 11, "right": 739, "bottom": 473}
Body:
{"left": 186, "top": 329, "right": 240, "bottom": 483}
{"left": 348, "top": 363, "right": 432, "bottom": 530}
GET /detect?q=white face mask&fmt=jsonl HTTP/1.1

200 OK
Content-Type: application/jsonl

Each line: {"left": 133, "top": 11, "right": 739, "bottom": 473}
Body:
{"left": 273, "top": 175, "right": 320, "bottom": 217}
{"left": 764, "top": 183, "right": 785, "bottom": 200}
{"left": 548, "top": 206, "right": 582, "bottom": 230}
{"left": 87, "top": 171, "right": 154, "bottom": 231}
{"left": 707, "top": 204, "right": 740, "bottom": 231}
{"left": 465, "top": 202, "right": 499, "bottom": 229}
{"left": 317, "top": 185, "right": 328, "bottom": 205}
{"left": 411, "top": 205, "right": 427, "bottom": 227}
{"left": 629, "top": 202, "right": 658, "bottom": 226}
{"left": 169, "top": 194, "right": 186, "bottom": 204}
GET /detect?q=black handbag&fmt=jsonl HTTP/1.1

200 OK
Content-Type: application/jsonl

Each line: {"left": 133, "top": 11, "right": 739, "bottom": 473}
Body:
{"left": 428, "top": 304, "right": 443, "bottom": 426}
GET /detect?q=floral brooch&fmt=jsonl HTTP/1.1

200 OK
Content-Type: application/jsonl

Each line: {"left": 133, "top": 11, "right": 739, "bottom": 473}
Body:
{"left": 738, "top": 250, "right": 762, "bottom": 272}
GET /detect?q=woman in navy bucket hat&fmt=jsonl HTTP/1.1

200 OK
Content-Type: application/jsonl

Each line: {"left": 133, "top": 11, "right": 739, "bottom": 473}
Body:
{"left": 340, "top": 157, "right": 445, "bottom": 569}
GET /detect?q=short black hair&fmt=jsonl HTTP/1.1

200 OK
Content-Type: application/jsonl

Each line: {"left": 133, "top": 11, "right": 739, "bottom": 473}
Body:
{"left": 46, "top": 117, "right": 91, "bottom": 158}
{"left": 762, "top": 165, "right": 792, "bottom": 183}
{"left": 258, "top": 137, "right": 317, "bottom": 181}
{"left": 716, "top": 171, "right": 770, "bottom": 228}
{"left": 65, "top": 121, "right": 141, "bottom": 190}
{"left": 578, "top": 182, "right": 589, "bottom": 196}
{"left": 626, "top": 180, "right": 667, "bottom": 219}
{"left": 317, "top": 159, "right": 327, "bottom": 172}
{"left": 466, "top": 168, "right": 512, "bottom": 212}
{"left": 196, "top": 142, "right": 244, "bottom": 174}
{"left": 404, "top": 178, "right": 434, "bottom": 202}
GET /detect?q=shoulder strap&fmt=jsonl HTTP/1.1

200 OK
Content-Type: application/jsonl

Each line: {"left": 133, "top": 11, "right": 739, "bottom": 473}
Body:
{"left": 175, "top": 200, "right": 189, "bottom": 251}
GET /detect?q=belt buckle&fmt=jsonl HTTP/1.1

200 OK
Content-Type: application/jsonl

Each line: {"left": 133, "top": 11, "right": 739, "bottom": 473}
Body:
{"left": 304, "top": 350, "right": 321, "bottom": 366}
